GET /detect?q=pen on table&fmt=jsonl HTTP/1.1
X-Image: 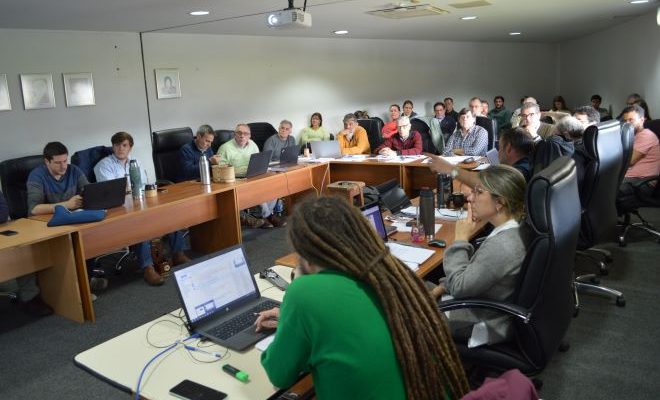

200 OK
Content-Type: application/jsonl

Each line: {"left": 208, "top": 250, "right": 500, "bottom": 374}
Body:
{"left": 223, "top": 364, "right": 250, "bottom": 383}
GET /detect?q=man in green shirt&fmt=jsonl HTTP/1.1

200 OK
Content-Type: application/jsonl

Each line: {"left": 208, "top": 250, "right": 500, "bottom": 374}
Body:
{"left": 216, "top": 124, "right": 286, "bottom": 228}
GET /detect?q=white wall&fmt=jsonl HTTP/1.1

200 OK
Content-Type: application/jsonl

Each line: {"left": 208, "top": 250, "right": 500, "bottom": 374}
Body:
{"left": 142, "top": 33, "right": 560, "bottom": 137}
{"left": 0, "top": 29, "right": 153, "bottom": 179}
{"left": 559, "top": 10, "right": 660, "bottom": 118}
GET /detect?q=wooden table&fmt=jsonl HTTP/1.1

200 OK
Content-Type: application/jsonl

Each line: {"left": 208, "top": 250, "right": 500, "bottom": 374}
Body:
{"left": 0, "top": 219, "right": 83, "bottom": 322}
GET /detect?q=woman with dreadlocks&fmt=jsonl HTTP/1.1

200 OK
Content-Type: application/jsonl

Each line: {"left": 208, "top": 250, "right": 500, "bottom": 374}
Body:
{"left": 257, "top": 196, "right": 469, "bottom": 400}
{"left": 430, "top": 164, "right": 527, "bottom": 346}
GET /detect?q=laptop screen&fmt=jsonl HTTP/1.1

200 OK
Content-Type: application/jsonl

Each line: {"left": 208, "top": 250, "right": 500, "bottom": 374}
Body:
{"left": 361, "top": 203, "right": 388, "bottom": 241}
{"left": 174, "top": 246, "right": 258, "bottom": 325}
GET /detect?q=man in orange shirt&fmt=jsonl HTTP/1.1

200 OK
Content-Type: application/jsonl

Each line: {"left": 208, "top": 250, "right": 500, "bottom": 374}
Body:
{"left": 337, "top": 113, "right": 371, "bottom": 155}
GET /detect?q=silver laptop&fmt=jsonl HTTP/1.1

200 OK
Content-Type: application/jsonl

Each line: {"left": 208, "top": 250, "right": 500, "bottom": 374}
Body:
{"left": 173, "top": 245, "right": 280, "bottom": 351}
{"left": 486, "top": 148, "right": 500, "bottom": 165}
{"left": 310, "top": 140, "right": 342, "bottom": 159}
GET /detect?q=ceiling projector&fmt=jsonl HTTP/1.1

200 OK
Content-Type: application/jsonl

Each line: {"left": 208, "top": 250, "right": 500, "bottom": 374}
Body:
{"left": 266, "top": 9, "right": 312, "bottom": 28}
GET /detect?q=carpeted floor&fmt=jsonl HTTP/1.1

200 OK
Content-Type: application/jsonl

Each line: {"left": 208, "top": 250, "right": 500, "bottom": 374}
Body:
{"left": 1, "top": 209, "right": 659, "bottom": 399}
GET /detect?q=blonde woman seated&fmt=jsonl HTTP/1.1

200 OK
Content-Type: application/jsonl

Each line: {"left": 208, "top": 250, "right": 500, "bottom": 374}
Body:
{"left": 299, "top": 112, "right": 330, "bottom": 148}
{"left": 431, "top": 165, "right": 527, "bottom": 346}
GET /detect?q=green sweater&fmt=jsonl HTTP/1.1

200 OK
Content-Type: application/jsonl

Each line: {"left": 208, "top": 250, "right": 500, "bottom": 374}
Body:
{"left": 299, "top": 126, "right": 331, "bottom": 146}
{"left": 261, "top": 270, "right": 406, "bottom": 400}
{"left": 216, "top": 139, "right": 259, "bottom": 177}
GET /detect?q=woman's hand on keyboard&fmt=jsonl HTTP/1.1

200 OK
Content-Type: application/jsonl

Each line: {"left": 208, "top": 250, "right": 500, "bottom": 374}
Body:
{"left": 255, "top": 307, "right": 280, "bottom": 332}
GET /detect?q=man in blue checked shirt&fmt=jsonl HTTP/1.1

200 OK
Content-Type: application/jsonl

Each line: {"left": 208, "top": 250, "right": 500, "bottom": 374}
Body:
{"left": 443, "top": 108, "right": 489, "bottom": 157}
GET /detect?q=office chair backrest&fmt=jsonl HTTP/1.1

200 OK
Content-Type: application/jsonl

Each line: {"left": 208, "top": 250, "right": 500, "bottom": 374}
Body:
{"left": 644, "top": 119, "right": 660, "bottom": 141}
{"left": 476, "top": 116, "right": 496, "bottom": 150}
{"left": 580, "top": 120, "right": 623, "bottom": 247}
{"left": 71, "top": 146, "right": 113, "bottom": 183}
{"left": 515, "top": 157, "right": 580, "bottom": 370}
{"left": 151, "top": 127, "right": 193, "bottom": 183}
{"left": 357, "top": 118, "right": 382, "bottom": 152}
{"left": 0, "top": 155, "right": 44, "bottom": 219}
{"left": 618, "top": 122, "right": 635, "bottom": 188}
{"left": 247, "top": 122, "right": 277, "bottom": 151}
{"left": 212, "top": 130, "right": 235, "bottom": 154}
{"left": 410, "top": 118, "right": 437, "bottom": 154}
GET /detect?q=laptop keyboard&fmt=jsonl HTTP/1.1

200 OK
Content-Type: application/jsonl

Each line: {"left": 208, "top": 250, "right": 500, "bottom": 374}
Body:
{"left": 210, "top": 299, "right": 280, "bottom": 340}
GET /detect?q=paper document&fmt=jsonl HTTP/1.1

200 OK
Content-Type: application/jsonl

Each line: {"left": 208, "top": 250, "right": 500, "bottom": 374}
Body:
{"left": 333, "top": 155, "right": 368, "bottom": 162}
{"left": 392, "top": 222, "right": 442, "bottom": 234}
{"left": 400, "top": 206, "right": 446, "bottom": 219}
{"left": 373, "top": 155, "right": 425, "bottom": 163}
{"left": 386, "top": 242, "right": 435, "bottom": 272}
{"left": 441, "top": 155, "right": 475, "bottom": 165}
{"left": 473, "top": 163, "right": 490, "bottom": 170}
{"left": 255, "top": 334, "right": 275, "bottom": 351}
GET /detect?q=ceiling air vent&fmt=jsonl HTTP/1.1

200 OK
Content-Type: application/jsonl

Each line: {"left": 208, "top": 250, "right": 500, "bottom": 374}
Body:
{"left": 367, "top": 3, "right": 449, "bottom": 19}
{"left": 448, "top": 0, "right": 492, "bottom": 9}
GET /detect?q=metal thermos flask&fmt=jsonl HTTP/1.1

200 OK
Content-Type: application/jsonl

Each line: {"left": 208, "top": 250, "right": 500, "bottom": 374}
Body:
{"left": 436, "top": 173, "right": 453, "bottom": 208}
{"left": 419, "top": 187, "right": 435, "bottom": 240}
{"left": 129, "top": 160, "right": 143, "bottom": 198}
{"left": 199, "top": 154, "right": 211, "bottom": 185}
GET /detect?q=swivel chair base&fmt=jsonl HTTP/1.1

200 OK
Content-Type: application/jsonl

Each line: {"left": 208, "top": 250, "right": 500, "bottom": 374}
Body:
{"left": 575, "top": 280, "right": 625, "bottom": 307}
{"left": 618, "top": 211, "right": 660, "bottom": 247}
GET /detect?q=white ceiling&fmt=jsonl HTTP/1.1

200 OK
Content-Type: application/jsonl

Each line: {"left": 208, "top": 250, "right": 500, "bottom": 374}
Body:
{"left": 0, "top": 0, "right": 657, "bottom": 42}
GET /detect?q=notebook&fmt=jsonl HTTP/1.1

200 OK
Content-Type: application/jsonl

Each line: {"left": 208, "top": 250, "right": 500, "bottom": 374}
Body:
{"left": 244, "top": 150, "right": 273, "bottom": 178}
{"left": 375, "top": 179, "right": 413, "bottom": 215}
{"left": 173, "top": 245, "right": 280, "bottom": 351}
{"left": 310, "top": 140, "right": 342, "bottom": 159}
{"left": 361, "top": 202, "right": 397, "bottom": 240}
{"left": 82, "top": 177, "right": 126, "bottom": 210}
{"left": 486, "top": 148, "right": 500, "bottom": 165}
{"left": 269, "top": 145, "right": 301, "bottom": 172}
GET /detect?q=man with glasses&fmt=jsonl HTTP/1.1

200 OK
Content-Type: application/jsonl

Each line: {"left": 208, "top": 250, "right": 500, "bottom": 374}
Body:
{"left": 519, "top": 102, "right": 553, "bottom": 141}
{"left": 443, "top": 108, "right": 488, "bottom": 157}
{"left": 375, "top": 116, "right": 422, "bottom": 157}
{"left": 429, "top": 102, "right": 457, "bottom": 153}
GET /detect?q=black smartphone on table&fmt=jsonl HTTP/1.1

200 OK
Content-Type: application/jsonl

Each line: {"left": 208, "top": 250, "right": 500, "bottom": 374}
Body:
{"left": 169, "top": 379, "right": 227, "bottom": 400}
{"left": 0, "top": 230, "right": 18, "bottom": 236}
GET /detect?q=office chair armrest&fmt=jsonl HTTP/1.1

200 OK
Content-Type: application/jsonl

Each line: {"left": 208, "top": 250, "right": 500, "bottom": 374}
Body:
{"left": 156, "top": 179, "right": 174, "bottom": 187}
{"left": 438, "top": 299, "right": 532, "bottom": 324}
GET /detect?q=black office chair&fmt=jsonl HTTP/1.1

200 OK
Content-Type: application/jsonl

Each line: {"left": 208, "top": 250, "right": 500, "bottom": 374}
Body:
{"left": 247, "top": 122, "right": 277, "bottom": 151}
{"left": 71, "top": 146, "right": 112, "bottom": 183}
{"left": 357, "top": 118, "right": 382, "bottom": 153}
{"left": 212, "top": 130, "right": 235, "bottom": 154}
{"left": 0, "top": 155, "right": 44, "bottom": 219}
{"left": 410, "top": 118, "right": 437, "bottom": 154}
{"left": 618, "top": 121, "right": 660, "bottom": 245}
{"left": 476, "top": 116, "right": 496, "bottom": 150}
{"left": 151, "top": 127, "right": 193, "bottom": 184}
{"left": 643, "top": 118, "right": 660, "bottom": 140}
{"left": 439, "top": 157, "right": 581, "bottom": 381}
{"left": 574, "top": 120, "right": 626, "bottom": 306}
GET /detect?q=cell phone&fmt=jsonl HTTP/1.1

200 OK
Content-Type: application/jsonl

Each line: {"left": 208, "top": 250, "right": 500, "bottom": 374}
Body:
{"left": 0, "top": 230, "right": 18, "bottom": 236}
{"left": 169, "top": 380, "right": 227, "bottom": 400}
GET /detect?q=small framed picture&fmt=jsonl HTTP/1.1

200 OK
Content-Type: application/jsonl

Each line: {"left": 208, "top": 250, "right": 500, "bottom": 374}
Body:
{"left": 63, "top": 72, "right": 95, "bottom": 107}
{"left": 0, "top": 74, "right": 10, "bottom": 111}
{"left": 20, "top": 73, "right": 56, "bottom": 110}
{"left": 155, "top": 68, "right": 181, "bottom": 99}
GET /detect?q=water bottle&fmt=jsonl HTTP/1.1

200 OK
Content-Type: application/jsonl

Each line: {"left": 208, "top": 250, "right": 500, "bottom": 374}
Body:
{"left": 199, "top": 154, "right": 211, "bottom": 185}
{"left": 436, "top": 173, "right": 453, "bottom": 209}
{"left": 129, "top": 160, "right": 143, "bottom": 198}
{"left": 419, "top": 187, "right": 435, "bottom": 240}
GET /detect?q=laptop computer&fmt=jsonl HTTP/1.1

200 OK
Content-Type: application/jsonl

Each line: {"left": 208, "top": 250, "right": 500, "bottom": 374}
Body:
{"left": 82, "top": 177, "right": 127, "bottom": 210}
{"left": 310, "top": 140, "right": 342, "bottom": 159}
{"left": 486, "top": 148, "right": 500, "bottom": 165}
{"left": 173, "top": 245, "right": 280, "bottom": 351}
{"left": 244, "top": 150, "right": 273, "bottom": 178}
{"left": 361, "top": 202, "right": 397, "bottom": 240}
{"left": 269, "top": 145, "right": 301, "bottom": 172}
{"left": 375, "top": 179, "right": 413, "bottom": 215}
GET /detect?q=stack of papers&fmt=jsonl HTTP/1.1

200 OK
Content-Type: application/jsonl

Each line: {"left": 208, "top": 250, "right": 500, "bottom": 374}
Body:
{"left": 391, "top": 222, "right": 442, "bottom": 233}
{"left": 386, "top": 242, "right": 435, "bottom": 272}
{"left": 400, "top": 206, "right": 466, "bottom": 220}
{"left": 373, "top": 155, "right": 427, "bottom": 163}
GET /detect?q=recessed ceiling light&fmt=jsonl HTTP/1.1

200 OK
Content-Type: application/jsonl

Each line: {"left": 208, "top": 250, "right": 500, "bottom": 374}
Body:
{"left": 461, "top": 16, "right": 478, "bottom": 20}
{"left": 189, "top": 11, "right": 210, "bottom": 16}
{"left": 630, "top": 0, "right": 649, "bottom": 4}
{"left": 509, "top": 32, "right": 522, "bottom": 36}
{"left": 333, "top": 30, "right": 349, "bottom": 35}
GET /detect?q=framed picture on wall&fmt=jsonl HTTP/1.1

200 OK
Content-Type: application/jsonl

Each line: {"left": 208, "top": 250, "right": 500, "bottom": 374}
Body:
{"left": 20, "top": 73, "right": 56, "bottom": 110}
{"left": 0, "top": 74, "right": 10, "bottom": 111}
{"left": 63, "top": 72, "right": 95, "bottom": 107}
{"left": 155, "top": 68, "right": 181, "bottom": 99}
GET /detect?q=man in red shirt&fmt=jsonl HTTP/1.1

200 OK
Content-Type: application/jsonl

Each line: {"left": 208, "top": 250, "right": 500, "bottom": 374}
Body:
{"left": 375, "top": 116, "right": 422, "bottom": 156}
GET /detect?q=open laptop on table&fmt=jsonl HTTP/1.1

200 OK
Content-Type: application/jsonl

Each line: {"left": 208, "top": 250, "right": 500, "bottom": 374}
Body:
{"left": 269, "top": 145, "right": 301, "bottom": 172}
{"left": 361, "top": 202, "right": 398, "bottom": 239}
{"left": 375, "top": 179, "right": 413, "bottom": 216}
{"left": 173, "top": 244, "right": 280, "bottom": 351}
{"left": 310, "top": 140, "right": 342, "bottom": 159}
{"left": 82, "top": 177, "right": 126, "bottom": 210}
{"left": 486, "top": 148, "right": 500, "bottom": 165}
{"left": 243, "top": 150, "right": 273, "bottom": 178}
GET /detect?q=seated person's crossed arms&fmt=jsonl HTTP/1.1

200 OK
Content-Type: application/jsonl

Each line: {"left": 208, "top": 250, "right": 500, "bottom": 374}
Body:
{"left": 94, "top": 131, "right": 190, "bottom": 286}
{"left": 430, "top": 165, "right": 527, "bottom": 346}
{"left": 374, "top": 115, "right": 422, "bottom": 157}
{"left": 443, "top": 108, "right": 488, "bottom": 157}
{"left": 256, "top": 196, "right": 469, "bottom": 400}
{"left": 217, "top": 124, "right": 286, "bottom": 229}
{"left": 337, "top": 113, "right": 370, "bottom": 155}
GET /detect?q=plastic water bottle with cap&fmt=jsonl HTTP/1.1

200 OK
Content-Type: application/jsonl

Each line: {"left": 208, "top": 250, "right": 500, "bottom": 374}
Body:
{"left": 199, "top": 154, "right": 211, "bottom": 185}
{"left": 129, "top": 159, "right": 143, "bottom": 198}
